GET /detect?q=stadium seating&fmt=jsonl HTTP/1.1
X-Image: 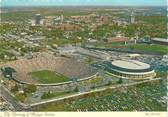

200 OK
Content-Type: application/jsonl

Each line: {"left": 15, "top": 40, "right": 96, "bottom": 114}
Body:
{"left": 0, "top": 54, "right": 97, "bottom": 84}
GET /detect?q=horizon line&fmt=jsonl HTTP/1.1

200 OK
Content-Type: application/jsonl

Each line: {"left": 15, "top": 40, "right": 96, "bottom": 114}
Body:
{"left": 1, "top": 5, "right": 166, "bottom": 8}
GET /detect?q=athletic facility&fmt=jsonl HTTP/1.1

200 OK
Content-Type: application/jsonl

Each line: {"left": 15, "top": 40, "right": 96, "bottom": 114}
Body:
{"left": 0, "top": 54, "right": 97, "bottom": 85}
{"left": 106, "top": 60, "right": 156, "bottom": 80}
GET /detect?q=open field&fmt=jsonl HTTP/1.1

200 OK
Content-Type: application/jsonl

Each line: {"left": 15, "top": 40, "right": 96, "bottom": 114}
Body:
{"left": 30, "top": 70, "right": 70, "bottom": 84}
{"left": 91, "top": 43, "right": 168, "bottom": 55}
{"left": 41, "top": 91, "right": 72, "bottom": 100}
{"left": 123, "top": 44, "right": 168, "bottom": 55}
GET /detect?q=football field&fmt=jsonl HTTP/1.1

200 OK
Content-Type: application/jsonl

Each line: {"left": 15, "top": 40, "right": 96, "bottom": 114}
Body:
{"left": 29, "top": 70, "right": 70, "bottom": 84}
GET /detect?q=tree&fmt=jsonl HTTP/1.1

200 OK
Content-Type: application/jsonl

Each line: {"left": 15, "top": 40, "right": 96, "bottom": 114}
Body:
{"left": 15, "top": 92, "right": 26, "bottom": 103}
{"left": 74, "top": 87, "right": 79, "bottom": 92}
{"left": 41, "top": 91, "right": 54, "bottom": 99}
{"left": 24, "top": 84, "right": 37, "bottom": 94}
{"left": 117, "top": 78, "right": 123, "bottom": 84}
{"left": 11, "top": 85, "right": 19, "bottom": 93}
{"left": 107, "top": 80, "right": 112, "bottom": 86}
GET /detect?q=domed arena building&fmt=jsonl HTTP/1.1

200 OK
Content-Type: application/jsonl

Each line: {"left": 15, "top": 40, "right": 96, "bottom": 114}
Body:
{"left": 106, "top": 60, "right": 156, "bottom": 80}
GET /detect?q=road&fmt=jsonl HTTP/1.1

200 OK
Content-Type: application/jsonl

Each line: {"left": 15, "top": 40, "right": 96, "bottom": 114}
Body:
{"left": 0, "top": 85, "right": 31, "bottom": 111}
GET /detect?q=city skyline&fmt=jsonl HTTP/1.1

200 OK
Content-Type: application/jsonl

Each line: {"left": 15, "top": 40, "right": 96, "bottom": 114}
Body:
{"left": 1, "top": 0, "right": 166, "bottom": 7}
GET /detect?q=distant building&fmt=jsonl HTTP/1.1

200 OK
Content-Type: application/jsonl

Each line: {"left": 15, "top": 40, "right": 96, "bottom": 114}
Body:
{"left": 151, "top": 38, "right": 168, "bottom": 45}
{"left": 105, "top": 37, "right": 130, "bottom": 43}
{"left": 87, "top": 38, "right": 98, "bottom": 43}
{"left": 43, "top": 15, "right": 64, "bottom": 27}
{"left": 128, "top": 54, "right": 141, "bottom": 58}
{"left": 35, "top": 14, "right": 42, "bottom": 25}
{"left": 61, "top": 14, "right": 64, "bottom": 24}
{"left": 56, "top": 23, "right": 81, "bottom": 31}
{"left": 130, "top": 11, "right": 135, "bottom": 24}
{"left": 54, "top": 16, "right": 62, "bottom": 25}
{"left": 162, "top": 55, "right": 168, "bottom": 62}
{"left": 43, "top": 16, "right": 55, "bottom": 26}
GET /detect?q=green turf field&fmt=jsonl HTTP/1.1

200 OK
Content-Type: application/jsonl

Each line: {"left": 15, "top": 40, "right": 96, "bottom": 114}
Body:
{"left": 124, "top": 44, "right": 168, "bottom": 55}
{"left": 96, "top": 43, "right": 167, "bottom": 55}
{"left": 29, "top": 70, "right": 70, "bottom": 84}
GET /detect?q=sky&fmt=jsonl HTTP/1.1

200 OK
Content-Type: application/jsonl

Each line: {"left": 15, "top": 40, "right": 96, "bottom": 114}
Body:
{"left": 0, "top": 0, "right": 167, "bottom": 7}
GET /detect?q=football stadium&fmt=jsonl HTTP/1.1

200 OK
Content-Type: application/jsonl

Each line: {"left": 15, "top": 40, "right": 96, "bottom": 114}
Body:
{"left": 106, "top": 60, "right": 156, "bottom": 80}
{"left": 0, "top": 54, "right": 98, "bottom": 85}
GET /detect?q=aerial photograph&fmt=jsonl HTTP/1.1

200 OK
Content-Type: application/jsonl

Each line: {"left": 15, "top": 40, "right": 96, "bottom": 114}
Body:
{"left": 0, "top": 0, "right": 167, "bottom": 114}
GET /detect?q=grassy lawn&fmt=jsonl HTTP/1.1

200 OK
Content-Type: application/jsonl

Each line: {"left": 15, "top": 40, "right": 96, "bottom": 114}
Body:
{"left": 123, "top": 44, "right": 168, "bottom": 55}
{"left": 29, "top": 70, "right": 70, "bottom": 84}
{"left": 41, "top": 91, "right": 71, "bottom": 99}
{"left": 40, "top": 91, "right": 76, "bottom": 100}
{"left": 94, "top": 43, "right": 167, "bottom": 55}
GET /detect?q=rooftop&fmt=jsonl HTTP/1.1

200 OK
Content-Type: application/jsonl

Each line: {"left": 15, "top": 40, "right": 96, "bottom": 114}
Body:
{"left": 152, "top": 38, "right": 168, "bottom": 43}
{"left": 112, "top": 60, "right": 150, "bottom": 70}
